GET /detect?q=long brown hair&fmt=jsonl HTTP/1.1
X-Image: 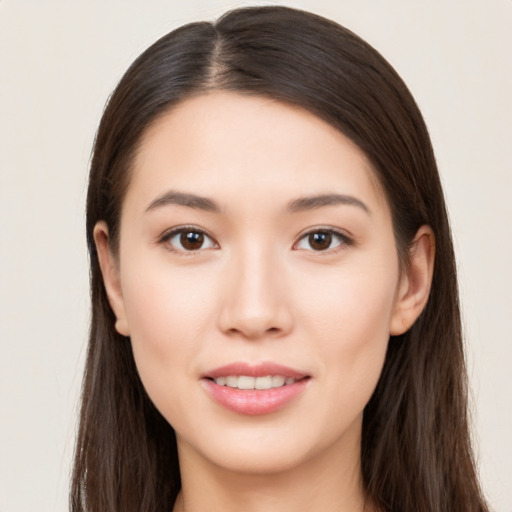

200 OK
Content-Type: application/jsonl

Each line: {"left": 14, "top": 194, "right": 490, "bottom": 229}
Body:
{"left": 72, "top": 6, "right": 489, "bottom": 511}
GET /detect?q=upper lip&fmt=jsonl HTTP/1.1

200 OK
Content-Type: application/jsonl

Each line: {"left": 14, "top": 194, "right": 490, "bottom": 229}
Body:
{"left": 203, "top": 362, "right": 309, "bottom": 380}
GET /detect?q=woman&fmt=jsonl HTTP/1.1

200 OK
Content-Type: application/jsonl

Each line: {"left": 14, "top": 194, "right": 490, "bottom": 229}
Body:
{"left": 72, "top": 6, "right": 489, "bottom": 511}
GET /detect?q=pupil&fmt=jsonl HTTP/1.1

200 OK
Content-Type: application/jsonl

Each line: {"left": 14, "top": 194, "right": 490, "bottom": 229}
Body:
{"left": 181, "top": 231, "right": 204, "bottom": 250}
{"left": 309, "top": 232, "right": 331, "bottom": 250}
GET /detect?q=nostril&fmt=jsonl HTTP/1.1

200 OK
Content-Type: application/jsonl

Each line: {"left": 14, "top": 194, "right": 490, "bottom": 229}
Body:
{"left": 218, "top": 300, "right": 293, "bottom": 340}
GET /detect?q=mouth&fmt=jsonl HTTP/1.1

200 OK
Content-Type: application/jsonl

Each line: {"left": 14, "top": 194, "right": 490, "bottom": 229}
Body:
{"left": 201, "top": 362, "right": 311, "bottom": 415}
{"left": 209, "top": 375, "right": 301, "bottom": 389}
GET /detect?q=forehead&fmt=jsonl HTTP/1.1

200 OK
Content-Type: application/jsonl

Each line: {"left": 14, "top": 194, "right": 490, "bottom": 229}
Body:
{"left": 127, "top": 91, "right": 387, "bottom": 215}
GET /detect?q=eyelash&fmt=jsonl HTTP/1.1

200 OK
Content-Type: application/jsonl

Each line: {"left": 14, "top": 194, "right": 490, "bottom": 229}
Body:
{"left": 158, "top": 226, "right": 219, "bottom": 254}
{"left": 293, "top": 228, "right": 353, "bottom": 253}
{"left": 157, "top": 226, "right": 353, "bottom": 254}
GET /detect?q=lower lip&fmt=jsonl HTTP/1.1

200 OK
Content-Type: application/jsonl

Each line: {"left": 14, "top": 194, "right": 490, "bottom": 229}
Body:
{"left": 202, "top": 379, "right": 309, "bottom": 415}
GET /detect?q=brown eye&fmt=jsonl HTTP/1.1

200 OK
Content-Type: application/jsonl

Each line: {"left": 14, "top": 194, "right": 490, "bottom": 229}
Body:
{"left": 308, "top": 232, "right": 332, "bottom": 251}
{"left": 165, "top": 228, "right": 217, "bottom": 252}
{"left": 295, "top": 229, "right": 347, "bottom": 252}
{"left": 180, "top": 231, "right": 205, "bottom": 250}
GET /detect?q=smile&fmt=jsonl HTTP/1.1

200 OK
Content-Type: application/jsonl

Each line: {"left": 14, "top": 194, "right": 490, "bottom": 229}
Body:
{"left": 202, "top": 362, "right": 310, "bottom": 415}
{"left": 212, "top": 375, "right": 297, "bottom": 389}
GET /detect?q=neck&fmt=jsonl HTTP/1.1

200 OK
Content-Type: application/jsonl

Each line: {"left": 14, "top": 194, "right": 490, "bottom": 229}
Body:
{"left": 173, "top": 421, "right": 373, "bottom": 512}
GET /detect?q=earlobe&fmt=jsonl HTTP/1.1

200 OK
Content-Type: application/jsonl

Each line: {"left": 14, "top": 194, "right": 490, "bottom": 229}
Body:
{"left": 390, "top": 225, "right": 435, "bottom": 336}
{"left": 93, "top": 221, "right": 130, "bottom": 336}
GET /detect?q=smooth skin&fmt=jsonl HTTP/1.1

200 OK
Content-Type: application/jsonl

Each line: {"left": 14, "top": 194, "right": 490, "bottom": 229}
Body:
{"left": 94, "top": 92, "right": 434, "bottom": 512}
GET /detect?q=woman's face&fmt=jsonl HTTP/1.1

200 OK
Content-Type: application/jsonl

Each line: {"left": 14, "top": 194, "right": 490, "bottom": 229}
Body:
{"left": 99, "top": 91, "right": 409, "bottom": 474}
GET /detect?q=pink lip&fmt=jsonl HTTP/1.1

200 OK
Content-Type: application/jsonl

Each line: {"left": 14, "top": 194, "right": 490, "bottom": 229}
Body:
{"left": 201, "top": 362, "right": 310, "bottom": 416}
{"left": 203, "top": 362, "right": 307, "bottom": 380}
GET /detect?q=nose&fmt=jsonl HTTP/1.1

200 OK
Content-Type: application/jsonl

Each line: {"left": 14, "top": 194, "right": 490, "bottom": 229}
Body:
{"left": 217, "top": 246, "right": 294, "bottom": 340}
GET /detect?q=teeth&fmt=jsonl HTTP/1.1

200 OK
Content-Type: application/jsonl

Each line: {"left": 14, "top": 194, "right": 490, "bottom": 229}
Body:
{"left": 255, "top": 376, "right": 272, "bottom": 389}
{"left": 238, "top": 376, "right": 255, "bottom": 389}
{"left": 225, "top": 376, "right": 238, "bottom": 387}
{"left": 213, "top": 375, "right": 297, "bottom": 389}
{"left": 272, "top": 375, "right": 286, "bottom": 387}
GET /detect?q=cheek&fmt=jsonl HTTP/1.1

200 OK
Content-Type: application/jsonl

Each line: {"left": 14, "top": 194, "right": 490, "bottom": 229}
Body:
{"left": 121, "top": 244, "right": 217, "bottom": 342}
{"left": 300, "top": 255, "right": 398, "bottom": 335}
{"left": 119, "top": 257, "right": 216, "bottom": 414}
{"left": 297, "top": 257, "right": 398, "bottom": 401}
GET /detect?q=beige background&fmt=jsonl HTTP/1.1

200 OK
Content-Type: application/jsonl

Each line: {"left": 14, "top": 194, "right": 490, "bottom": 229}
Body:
{"left": 0, "top": 1, "right": 511, "bottom": 511}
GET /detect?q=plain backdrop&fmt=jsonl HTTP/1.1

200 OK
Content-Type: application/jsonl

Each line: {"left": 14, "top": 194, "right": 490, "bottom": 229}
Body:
{"left": 0, "top": 1, "right": 511, "bottom": 511}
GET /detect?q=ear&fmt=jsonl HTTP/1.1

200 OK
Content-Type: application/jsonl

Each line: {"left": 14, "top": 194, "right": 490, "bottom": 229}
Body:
{"left": 390, "top": 225, "right": 435, "bottom": 335}
{"left": 93, "top": 221, "right": 130, "bottom": 336}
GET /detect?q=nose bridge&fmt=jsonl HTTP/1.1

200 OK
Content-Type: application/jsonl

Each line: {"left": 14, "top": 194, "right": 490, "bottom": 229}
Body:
{"left": 219, "top": 240, "right": 291, "bottom": 339}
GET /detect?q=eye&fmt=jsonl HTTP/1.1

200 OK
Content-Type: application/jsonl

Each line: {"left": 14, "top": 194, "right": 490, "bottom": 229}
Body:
{"left": 161, "top": 227, "right": 218, "bottom": 252}
{"left": 294, "top": 229, "right": 349, "bottom": 252}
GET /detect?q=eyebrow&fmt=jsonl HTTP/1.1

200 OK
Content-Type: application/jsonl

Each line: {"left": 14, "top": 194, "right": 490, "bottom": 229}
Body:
{"left": 145, "top": 191, "right": 220, "bottom": 213}
{"left": 287, "top": 194, "right": 371, "bottom": 215}
{"left": 145, "top": 190, "right": 370, "bottom": 215}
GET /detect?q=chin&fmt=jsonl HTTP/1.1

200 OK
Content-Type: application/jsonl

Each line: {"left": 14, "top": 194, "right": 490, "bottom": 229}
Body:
{"left": 174, "top": 411, "right": 363, "bottom": 478}
{"left": 200, "top": 441, "right": 310, "bottom": 476}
